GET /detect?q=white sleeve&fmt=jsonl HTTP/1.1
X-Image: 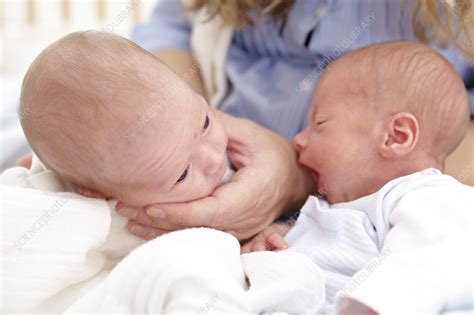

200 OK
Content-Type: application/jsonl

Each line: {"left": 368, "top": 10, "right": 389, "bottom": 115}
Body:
{"left": 336, "top": 184, "right": 474, "bottom": 314}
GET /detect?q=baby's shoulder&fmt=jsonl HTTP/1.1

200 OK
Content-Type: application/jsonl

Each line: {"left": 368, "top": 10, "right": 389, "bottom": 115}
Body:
{"left": 382, "top": 169, "right": 470, "bottom": 199}
{"left": 381, "top": 169, "right": 473, "bottom": 216}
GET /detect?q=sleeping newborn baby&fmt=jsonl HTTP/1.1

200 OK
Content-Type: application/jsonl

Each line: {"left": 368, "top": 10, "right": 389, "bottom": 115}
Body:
{"left": 243, "top": 41, "right": 473, "bottom": 313}
{"left": 19, "top": 30, "right": 230, "bottom": 207}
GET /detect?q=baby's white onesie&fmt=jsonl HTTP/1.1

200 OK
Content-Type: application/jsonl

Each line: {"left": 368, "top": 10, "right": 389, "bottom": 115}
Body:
{"left": 284, "top": 193, "right": 379, "bottom": 308}
{"left": 285, "top": 168, "right": 474, "bottom": 313}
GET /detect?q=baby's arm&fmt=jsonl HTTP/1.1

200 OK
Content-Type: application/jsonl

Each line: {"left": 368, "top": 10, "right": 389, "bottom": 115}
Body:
{"left": 240, "top": 221, "right": 291, "bottom": 253}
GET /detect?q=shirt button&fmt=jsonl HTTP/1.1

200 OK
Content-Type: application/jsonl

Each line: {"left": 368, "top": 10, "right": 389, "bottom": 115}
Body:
{"left": 314, "top": 4, "right": 327, "bottom": 18}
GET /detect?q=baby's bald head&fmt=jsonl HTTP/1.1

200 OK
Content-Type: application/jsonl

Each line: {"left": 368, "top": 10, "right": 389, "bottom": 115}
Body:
{"left": 20, "top": 31, "right": 183, "bottom": 197}
{"left": 297, "top": 41, "right": 470, "bottom": 203}
{"left": 332, "top": 41, "right": 469, "bottom": 165}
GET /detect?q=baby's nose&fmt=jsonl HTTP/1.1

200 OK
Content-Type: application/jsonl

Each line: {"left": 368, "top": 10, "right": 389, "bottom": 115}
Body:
{"left": 201, "top": 144, "right": 223, "bottom": 176}
{"left": 293, "top": 129, "right": 308, "bottom": 154}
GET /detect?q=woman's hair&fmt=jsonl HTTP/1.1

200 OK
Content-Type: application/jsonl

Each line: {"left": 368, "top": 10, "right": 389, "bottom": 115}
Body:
{"left": 412, "top": 0, "right": 474, "bottom": 60}
{"left": 187, "top": 0, "right": 474, "bottom": 60}
{"left": 187, "top": 0, "right": 294, "bottom": 27}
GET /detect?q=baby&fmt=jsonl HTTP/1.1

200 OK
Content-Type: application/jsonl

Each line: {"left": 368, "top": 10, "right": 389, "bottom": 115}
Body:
{"left": 19, "top": 30, "right": 230, "bottom": 207}
{"left": 243, "top": 41, "right": 473, "bottom": 313}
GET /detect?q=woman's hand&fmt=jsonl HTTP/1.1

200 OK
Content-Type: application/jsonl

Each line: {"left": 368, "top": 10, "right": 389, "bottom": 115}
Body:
{"left": 240, "top": 222, "right": 291, "bottom": 254}
{"left": 116, "top": 111, "right": 313, "bottom": 240}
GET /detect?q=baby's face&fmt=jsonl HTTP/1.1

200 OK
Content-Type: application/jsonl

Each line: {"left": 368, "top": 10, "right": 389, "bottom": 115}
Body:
{"left": 19, "top": 32, "right": 229, "bottom": 207}
{"left": 293, "top": 66, "right": 381, "bottom": 204}
{"left": 118, "top": 72, "right": 228, "bottom": 206}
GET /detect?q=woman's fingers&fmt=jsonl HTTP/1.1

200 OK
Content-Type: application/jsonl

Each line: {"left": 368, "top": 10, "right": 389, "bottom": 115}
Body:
{"left": 145, "top": 194, "right": 224, "bottom": 229}
{"left": 76, "top": 186, "right": 110, "bottom": 199}
{"left": 116, "top": 204, "right": 180, "bottom": 231}
{"left": 116, "top": 195, "right": 225, "bottom": 232}
{"left": 122, "top": 146, "right": 298, "bottom": 240}
{"left": 143, "top": 176, "right": 256, "bottom": 233}
{"left": 144, "top": 173, "right": 274, "bottom": 240}
{"left": 126, "top": 221, "right": 168, "bottom": 240}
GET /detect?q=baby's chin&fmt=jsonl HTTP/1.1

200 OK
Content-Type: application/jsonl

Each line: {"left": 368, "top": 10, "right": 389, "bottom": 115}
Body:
{"left": 322, "top": 193, "right": 346, "bottom": 205}
{"left": 175, "top": 163, "right": 229, "bottom": 202}
{"left": 315, "top": 183, "right": 343, "bottom": 204}
{"left": 188, "top": 166, "right": 229, "bottom": 201}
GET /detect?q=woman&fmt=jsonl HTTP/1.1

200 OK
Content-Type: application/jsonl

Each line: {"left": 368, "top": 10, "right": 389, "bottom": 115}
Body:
{"left": 87, "top": 0, "right": 474, "bottom": 240}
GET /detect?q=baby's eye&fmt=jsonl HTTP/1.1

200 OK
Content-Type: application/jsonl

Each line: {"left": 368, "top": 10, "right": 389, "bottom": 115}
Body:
{"left": 316, "top": 120, "right": 327, "bottom": 127}
{"left": 203, "top": 115, "right": 210, "bottom": 131}
{"left": 176, "top": 167, "right": 188, "bottom": 183}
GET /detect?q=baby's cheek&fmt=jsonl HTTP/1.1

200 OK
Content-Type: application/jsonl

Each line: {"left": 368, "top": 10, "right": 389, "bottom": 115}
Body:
{"left": 199, "top": 178, "right": 217, "bottom": 197}
{"left": 184, "top": 177, "right": 215, "bottom": 200}
{"left": 301, "top": 143, "right": 319, "bottom": 164}
{"left": 214, "top": 117, "right": 228, "bottom": 147}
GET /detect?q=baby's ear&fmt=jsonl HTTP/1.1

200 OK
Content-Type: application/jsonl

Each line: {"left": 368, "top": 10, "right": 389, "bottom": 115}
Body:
{"left": 379, "top": 112, "right": 419, "bottom": 160}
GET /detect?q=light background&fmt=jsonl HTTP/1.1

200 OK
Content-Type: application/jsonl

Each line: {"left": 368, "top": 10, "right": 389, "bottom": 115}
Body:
{"left": 0, "top": 0, "right": 156, "bottom": 169}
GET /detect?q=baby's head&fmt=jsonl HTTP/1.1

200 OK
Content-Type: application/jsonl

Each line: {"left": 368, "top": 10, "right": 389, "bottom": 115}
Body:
{"left": 294, "top": 41, "right": 470, "bottom": 203}
{"left": 20, "top": 31, "right": 228, "bottom": 206}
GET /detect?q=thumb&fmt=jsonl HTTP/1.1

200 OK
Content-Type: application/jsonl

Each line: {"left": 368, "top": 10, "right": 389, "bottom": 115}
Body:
{"left": 146, "top": 193, "right": 233, "bottom": 229}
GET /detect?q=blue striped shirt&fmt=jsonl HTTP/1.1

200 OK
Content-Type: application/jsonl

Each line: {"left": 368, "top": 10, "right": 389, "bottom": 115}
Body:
{"left": 132, "top": 0, "right": 474, "bottom": 140}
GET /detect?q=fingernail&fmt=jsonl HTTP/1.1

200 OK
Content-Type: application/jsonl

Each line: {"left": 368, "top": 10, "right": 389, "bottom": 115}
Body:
{"left": 130, "top": 225, "right": 147, "bottom": 238}
{"left": 147, "top": 207, "right": 165, "bottom": 219}
{"left": 118, "top": 207, "right": 137, "bottom": 219}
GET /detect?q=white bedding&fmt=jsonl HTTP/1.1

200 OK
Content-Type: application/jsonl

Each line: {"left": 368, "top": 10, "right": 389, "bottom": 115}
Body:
{"left": 1, "top": 156, "right": 325, "bottom": 314}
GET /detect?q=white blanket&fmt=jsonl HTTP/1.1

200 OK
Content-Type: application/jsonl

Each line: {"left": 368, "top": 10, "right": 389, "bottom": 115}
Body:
{"left": 1, "top": 157, "right": 325, "bottom": 314}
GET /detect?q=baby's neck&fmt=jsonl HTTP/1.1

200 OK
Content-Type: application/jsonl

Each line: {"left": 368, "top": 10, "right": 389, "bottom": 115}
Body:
{"left": 357, "top": 156, "right": 441, "bottom": 201}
